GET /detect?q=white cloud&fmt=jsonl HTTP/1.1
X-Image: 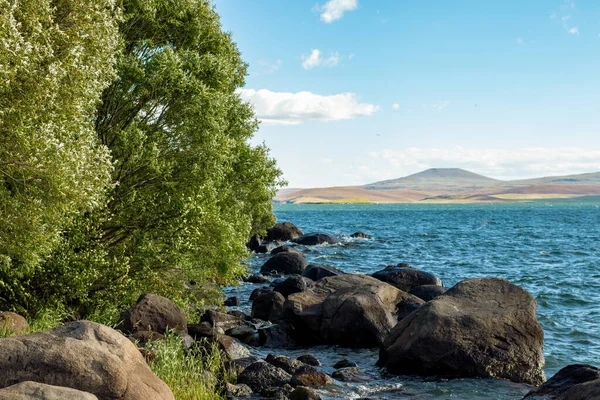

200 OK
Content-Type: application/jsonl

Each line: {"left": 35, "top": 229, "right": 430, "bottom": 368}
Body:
{"left": 516, "top": 37, "right": 524, "bottom": 45}
{"left": 301, "top": 49, "right": 340, "bottom": 69}
{"left": 434, "top": 101, "right": 450, "bottom": 111}
{"left": 316, "top": 0, "right": 358, "bottom": 23}
{"left": 365, "top": 147, "right": 600, "bottom": 181}
{"left": 392, "top": 103, "right": 400, "bottom": 110}
{"left": 568, "top": 27, "right": 579, "bottom": 35}
{"left": 238, "top": 88, "right": 379, "bottom": 125}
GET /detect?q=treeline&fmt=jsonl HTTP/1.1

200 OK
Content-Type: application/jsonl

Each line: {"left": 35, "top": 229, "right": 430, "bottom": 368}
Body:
{"left": 0, "top": 0, "right": 282, "bottom": 317}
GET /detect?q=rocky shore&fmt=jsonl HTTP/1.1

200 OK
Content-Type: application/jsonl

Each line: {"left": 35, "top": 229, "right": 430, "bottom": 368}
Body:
{"left": 0, "top": 221, "right": 598, "bottom": 399}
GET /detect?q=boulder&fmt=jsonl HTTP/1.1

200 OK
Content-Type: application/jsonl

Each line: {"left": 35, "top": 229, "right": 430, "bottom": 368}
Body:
{"left": 297, "top": 354, "right": 321, "bottom": 367}
{"left": 523, "top": 364, "right": 600, "bottom": 399}
{"left": 350, "top": 232, "right": 369, "bottom": 238}
{"left": 250, "top": 287, "right": 273, "bottom": 301}
{"left": 252, "top": 291, "right": 285, "bottom": 322}
{"left": 225, "top": 382, "right": 253, "bottom": 398}
{"left": 200, "top": 309, "right": 243, "bottom": 331}
{"left": 187, "top": 321, "right": 220, "bottom": 340}
{"left": 333, "top": 359, "right": 357, "bottom": 369}
{"left": 271, "top": 245, "right": 302, "bottom": 255}
{"left": 0, "top": 321, "right": 174, "bottom": 399}
{"left": 284, "top": 274, "right": 424, "bottom": 347}
{"left": 302, "top": 264, "right": 344, "bottom": 281}
{"left": 274, "top": 275, "right": 314, "bottom": 297}
{"left": 293, "top": 233, "right": 338, "bottom": 246}
{"left": 226, "top": 325, "right": 259, "bottom": 346}
{"left": 409, "top": 285, "right": 448, "bottom": 301}
{"left": 266, "top": 354, "right": 305, "bottom": 375}
{"left": 291, "top": 365, "right": 332, "bottom": 387}
{"left": 258, "top": 323, "right": 297, "bottom": 348}
{"left": 0, "top": 312, "right": 28, "bottom": 336}
{"left": 266, "top": 222, "right": 304, "bottom": 242}
{"left": 0, "top": 381, "right": 98, "bottom": 400}
{"left": 225, "top": 356, "right": 259, "bottom": 375}
{"left": 211, "top": 335, "right": 251, "bottom": 361}
{"left": 237, "top": 361, "right": 292, "bottom": 393}
{"left": 246, "top": 234, "right": 262, "bottom": 252}
{"left": 332, "top": 367, "right": 372, "bottom": 383}
{"left": 371, "top": 264, "right": 442, "bottom": 292}
{"left": 224, "top": 296, "right": 241, "bottom": 307}
{"left": 128, "top": 330, "right": 166, "bottom": 346}
{"left": 260, "top": 252, "right": 308, "bottom": 276}
{"left": 289, "top": 386, "right": 321, "bottom": 400}
{"left": 256, "top": 241, "right": 280, "bottom": 254}
{"left": 244, "top": 274, "right": 272, "bottom": 284}
{"left": 261, "top": 384, "right": 293, "bottom": 399}
{"left": 121, "top": 293, "right": 187, "bottom": 334}
{"left": 378, "top": 278, "right": 546, "bottom": 385}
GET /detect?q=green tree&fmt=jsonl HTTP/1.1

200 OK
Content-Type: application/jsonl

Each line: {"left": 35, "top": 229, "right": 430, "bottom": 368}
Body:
{"left": 0, "top": 0, "right": 120, "bottom": 311}
{"left": 35, "top": 0, "right": 283, "bottom": 315}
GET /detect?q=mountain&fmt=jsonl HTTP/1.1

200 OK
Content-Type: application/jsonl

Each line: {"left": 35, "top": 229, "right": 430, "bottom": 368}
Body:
{"left": 275, "top": 168, "right": 600, "bottom": 204}
{"left": 363, "top": 168, "right": 500, "bottom": 193}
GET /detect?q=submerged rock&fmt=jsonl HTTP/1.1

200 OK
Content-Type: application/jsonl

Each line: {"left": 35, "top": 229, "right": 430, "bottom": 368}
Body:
{"left": 333, "top": 359, "right": 357, "bottom": 369}
{"left": 378, "top": 278, "right": 546, "bottom": 386}
{"left": 350, "top": 232, "right": 369, "bottom": 238}
{"left": 293, "top": 233, "right": 339, "bottom": 246}
{"left": 272, "top": 245, "right": 302, "bottom": 255}
{"left": 261, "top": 252, "right": 309, "bottom": 276}
{"left": 284, "top": 274, "right": 424, "bottom": 347}
{"left": 291, "top": 365, "right": 332, "bottom": 387}
{"left": 0, "top": 321, "right": 174, "bottom": 399}
{"left": 332, "top": 367, "right": 372, "bottom": 383}
{"left": 371, "top": 264, "right": 442, "bottom": 292}
{"left": 244, "top": 274, "right": 272, "bottom": 284}
{"left": 121, "top": 293, "right": 187, "bottom": 334}
{"left": 266, "top": 222, "right": 304, "bottom": 242}
{"left": 523, "top": 364, "right": 600, "bottom": 399}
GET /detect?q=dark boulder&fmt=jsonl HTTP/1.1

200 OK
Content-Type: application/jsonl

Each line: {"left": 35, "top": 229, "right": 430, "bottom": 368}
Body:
{"left": 284, "top": 274, "right": 424, "bottom": 347}
{"left": 225, "top": 356, "right": 259, "bottom": 375}
{"left": 409, "top": 285, "right": 448, "bottom": 301}
{"left": 271, "top": 245, "right": 302, "bottom": 255}
{"left": 128, "top": 330, "right": 166, "bottom": 346}
{"left": 302, "top": 263, "right": 344, "bottom": 281}
{"left": 244, "top": 274, "right": 272, "bottom": 284}
{"left": 200, "top": 309, "right": 243, "bottom": 331}
{"left": 350, "top": 232, "right": 369, "bottom": 238}
{"left": 289, "top": 386, "right": 321, "bottom": 400}
{"left": 293, "top": 233, "right": 339, "bottom": 246}
{"left": 187, "top": 322, "right": 220, "bottom": 340}
{"left": 224, "top": 296, "right": 241, "bottom": 307}
{"left": 332, "top": 367, "right": 372, "bottom": 383}
{"left": 297, "top": 354, "right": 321, "bottom": 366}
{"left": 258, "top": 323, "right": 297, "bottom": 348}
{"left": 260, "top": 252, "right": 308, "bottom": 276}
{"left": 226, "top": 325, "right": 259, "bottom": 346}
{"left": 523, "top": 364, "right": 600, "bottom": 399}
{"left": 256, "top": 241, "right": 280, "bottom": 254}
{"left": 266, "top": 222, "right": 304, "bottom": 242}
{"left": 378, "top": 278, "right": 546, "bottom": 385}
{"left": 211, "top": 335, "right": 251, "bottom": 361}
{"left": 121, "top": 293, "right": 187, "bottom": 334}
{"left": 252, "top": 291, "right": 285, "bottom": 322}
{"left": 250, "top": 287, "right": 273, "bottom": 301}
{"left": 225, "top": 382, "right": 253, "bottom": 398}
{"left": 246, "top": 234, "right": 262, "bottom": 252}
{"left": 371, "top": 265, "right": 442, "bottom": 292}
{"left": 291, "top": 365, "right": 332, "bottom": 387}
{"left": 274, "top": 275, "right": 314, "bottom": 297}
{"left": 266, "top": 354, "right": 305, "bottom": 375}
{"left": 237, "top": 361, "right": 292, "bottom": 393}
{"left": 333, "top": 359, "right": 357, "bottom": 369}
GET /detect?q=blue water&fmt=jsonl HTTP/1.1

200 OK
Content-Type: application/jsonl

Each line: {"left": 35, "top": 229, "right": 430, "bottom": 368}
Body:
{"left": 227, "top": 202, "right": 600, "bottom": 399}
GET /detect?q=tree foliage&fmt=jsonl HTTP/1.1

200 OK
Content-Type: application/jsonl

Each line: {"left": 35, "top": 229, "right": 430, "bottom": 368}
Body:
{"left": 0, "top": 0, "right": 283, "bottom": 315}
{"left": 0, "top": 0, "right": 120, "bottom": 310}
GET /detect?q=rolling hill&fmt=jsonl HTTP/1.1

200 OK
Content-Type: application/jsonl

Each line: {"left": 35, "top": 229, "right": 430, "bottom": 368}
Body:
{"left": 275, "top": 168, "right": 600, "bottom": 204}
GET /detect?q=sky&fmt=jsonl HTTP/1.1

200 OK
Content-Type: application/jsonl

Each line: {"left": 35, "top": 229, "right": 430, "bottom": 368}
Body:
{"left": 215, "top": 0, "right": 600, "bottom": 188}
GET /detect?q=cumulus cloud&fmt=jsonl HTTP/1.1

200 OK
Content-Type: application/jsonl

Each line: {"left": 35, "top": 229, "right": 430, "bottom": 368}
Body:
{"left": 238, "top": 88, "right": 379, "bottom": 125}
{"left": 301, "top": 49, "right": 340, "bottom": 69}
{"left": 392, "top": 103, "right": 400, "bottom": 110}
{"left": 568, "top": 27, "right": 579, "bottom": 35}
{"left": 365, "top": 147, "right": 600, "bottom": 180}
{"left": 315, "top": 0, "right": 358, "bottom": 23}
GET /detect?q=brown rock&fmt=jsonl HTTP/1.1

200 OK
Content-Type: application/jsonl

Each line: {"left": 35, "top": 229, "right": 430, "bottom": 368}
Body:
{"left": 379, "top": 278, "right": 546, "bottom": 385}
{"left": 0, "top": 312, "right": 28, "bottom": 336}
{"left": 121, "top": 294, "right": 187, "bottom": 334}
{"left": 0, "top": 321, "right": 174, "bottom": 399}
{"left": 291, "top": 365, "right": 332, "bottom": 387}
{"left": 0, "top": 381, "right": 98, "bottom": 400}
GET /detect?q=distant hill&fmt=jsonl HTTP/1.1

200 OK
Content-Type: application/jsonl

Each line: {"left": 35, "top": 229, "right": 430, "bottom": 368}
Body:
{"left": 363, "top": 168, "right": 501, "bottom": 193}
{"left": 276, "top": 168, "right": 600, "bottom": 204}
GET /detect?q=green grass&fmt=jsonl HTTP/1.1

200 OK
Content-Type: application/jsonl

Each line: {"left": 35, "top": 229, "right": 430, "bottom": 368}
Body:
{"left": 145, "top": 332, "right": 230, "bottom": 400}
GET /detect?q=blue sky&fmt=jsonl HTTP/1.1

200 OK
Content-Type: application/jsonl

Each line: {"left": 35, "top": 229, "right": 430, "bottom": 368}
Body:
{"left": 215, "top": 0, "right": 600, "bottom": 188}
